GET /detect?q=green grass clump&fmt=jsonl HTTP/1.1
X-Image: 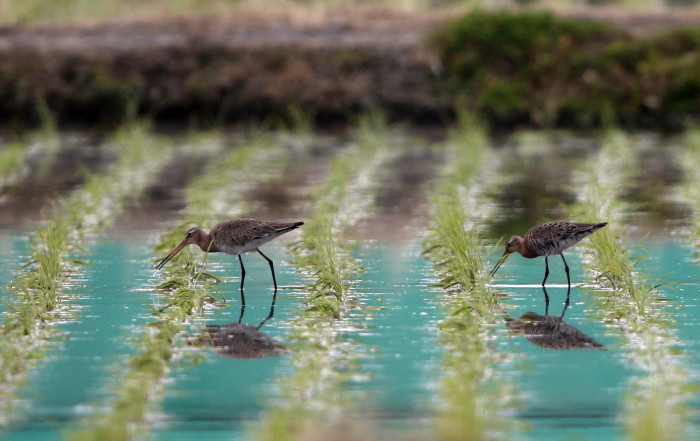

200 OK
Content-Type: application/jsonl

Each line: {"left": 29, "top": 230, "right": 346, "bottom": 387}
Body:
{"left": 574, "top": 129, "right": 691, "bottom": 441}
{"left": 574, "top": 130, "right": 655, "bottom": 310}
{"left": 677, "top": 128, "right": 700, "bottom": 250}
{"left": 0, "top": 140, "right": 25, "bottom": 179}
{"left": 426, "top": 112, "right": 489, "bottom": 292}
{"left": 423, "top": 112, "right": 517, "bottom": 441}
{"left": 430, "top": 10, "right": 700, "bottom": 128}
{"left": 255, "top": 115, "right": 392, "bottom": 441}
{"left": 0, "top": 113, "right": 60, "bottom": 193}
{"left": 289, "top": 113, "right": 389, "bottom": 307}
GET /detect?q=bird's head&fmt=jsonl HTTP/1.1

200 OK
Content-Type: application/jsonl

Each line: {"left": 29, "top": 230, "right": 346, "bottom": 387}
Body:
{"left": 156, "top": 227, "right": 206, "bottom": 270}
{"left": 489, "top": 235, "right": 524, "bottom": 278}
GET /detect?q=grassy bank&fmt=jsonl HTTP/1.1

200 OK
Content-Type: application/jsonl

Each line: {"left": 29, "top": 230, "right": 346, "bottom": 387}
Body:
{"left": 4, "top": 11, "right": 700, "bottom": 129}
{"left": 254, "top": 115, "right": 394, "bottom": 441}
{"left": 430, "top": 10, "right": 700, "bottom": 129}
{"left": 422, "top": 114, "right": 518, "bottom": 441}
{"left": 573, "top": 130, "right": 691, "bottom": 441}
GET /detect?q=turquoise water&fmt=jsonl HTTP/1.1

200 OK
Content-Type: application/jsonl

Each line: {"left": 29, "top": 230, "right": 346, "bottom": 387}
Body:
{"left": 0, "top": 231, "right": 698, "bottom": 440}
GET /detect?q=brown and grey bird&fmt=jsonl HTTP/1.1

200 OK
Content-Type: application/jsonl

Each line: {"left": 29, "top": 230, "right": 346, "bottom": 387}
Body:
{"left": 156, "top": 218, "right": 303, "bottom": 295}
{"left": 489, "top": 221, "right": 607, "bottom": 286}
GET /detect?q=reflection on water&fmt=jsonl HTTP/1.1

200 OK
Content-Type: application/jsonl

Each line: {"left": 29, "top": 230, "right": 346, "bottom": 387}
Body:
{"left": 505, "top": 287, "right": 606, "bottom": 350}
{"left": 1, "top": 234, "right": 696, "bottom": 440}
{"left": 194, "top": 292, "right": 289, "bottom": 360}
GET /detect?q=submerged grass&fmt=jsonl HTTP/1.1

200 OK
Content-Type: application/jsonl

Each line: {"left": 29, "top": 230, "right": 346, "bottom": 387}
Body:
{"left": 67, "top": 131, "right": 302, "bottom": 441}
{"left": 422, "top": 113, "right": 518, "bottom": 441}
{"left": 0, "top": 121, "right": 174, "bottom": 425}
{"left": 254, "top": 114, "right": 393, "bottom": 441}
{"left": 573, "top": 129, "right": 691, "bottom": 441}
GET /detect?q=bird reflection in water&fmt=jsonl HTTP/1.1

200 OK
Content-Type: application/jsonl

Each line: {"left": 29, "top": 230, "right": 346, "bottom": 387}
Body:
{"left": 505, "top": 286, "right": 605, "bottom": 350}
{"left": 195, "top": 290, "right": 289, "bottom": 359}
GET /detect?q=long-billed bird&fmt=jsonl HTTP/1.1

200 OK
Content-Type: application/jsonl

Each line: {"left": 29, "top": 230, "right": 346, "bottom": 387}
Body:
{"left": 156, "top": 218, "right": 303, "bottom": 295}
{"left": 489, "top": 221, "right": 607, "bottom": 286}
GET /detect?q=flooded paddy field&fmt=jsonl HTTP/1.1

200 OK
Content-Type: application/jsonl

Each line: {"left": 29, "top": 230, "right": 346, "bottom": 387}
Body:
{"left": 0, "top": 124, "right": 698, "bottom": 441}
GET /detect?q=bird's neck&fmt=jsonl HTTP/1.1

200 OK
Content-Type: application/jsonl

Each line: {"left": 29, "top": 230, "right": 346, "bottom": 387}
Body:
{"left": 196, "top": 232, "right": 220, "bottom": 253}
{"left": 517, "top": 242, "right": 538, "bottom": 258}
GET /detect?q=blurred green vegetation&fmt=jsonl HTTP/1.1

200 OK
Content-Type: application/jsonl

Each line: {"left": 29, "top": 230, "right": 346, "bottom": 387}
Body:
{"left": 2, "top": 0, "right": 700, "bottom": 24}
{"left": 4, "top": 6, "right": 700, "bottom": 130}
{"left": 430, "top": 10, "right": 700, "bottom": 129}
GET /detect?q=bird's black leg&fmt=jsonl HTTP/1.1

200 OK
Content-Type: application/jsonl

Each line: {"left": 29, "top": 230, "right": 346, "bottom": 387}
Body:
{"left": 258, "top": 289, "right": 278, "bottom": 329}
{"left": 561, "top": 285, "right": 571, "bottom": 317}
{"left": 542, "top": 285, "right": 550, "bottom": 316}
{"left": 258, "top": 249, "right": 278, "bottom": 292}
{"left": 238, "top": 254, "right": 246, "bottom": 307}
{"left": 542, "top": 256, "right": 550, "bottom": 286}
{"left": 237, "top": 302, "right": 245, "bottom": 324}
{"left": 560, "top": 253, "right": 571, "bottom": 286}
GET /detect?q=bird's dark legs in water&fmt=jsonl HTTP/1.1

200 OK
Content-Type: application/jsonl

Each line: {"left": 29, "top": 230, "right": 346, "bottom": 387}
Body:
{"left": 258, "top": 249, "right": 278, "bottom": 292}
{"left": 237, "top": 301, "right": 245, "bottom": 324}
{"left": 238, "top": 254, "right": 246, "bottom": 307}
{"left": 542, "top": 285, "right": 572, "bottom": 317}
{"left": 561, "top": 253, "right": 571, "bottom": 286}
{"left": 236, "top": 289, "right": 278, "bottom": 327}
{"left": 562, "top": 285, "right": 571, "bottom": 317}
{"left": 542, "top": 257, "right": 550, "bottom": 286}
{"left": 258, "top": 289, "right": 278, "bottom": 329}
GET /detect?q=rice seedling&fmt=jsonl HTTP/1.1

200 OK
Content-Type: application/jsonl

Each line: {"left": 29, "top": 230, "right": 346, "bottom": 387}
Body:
{"left": 0, "top": 121, "right": 175, "bottom": 426}
{"left": 572, "top": 129, "right": 691, "bottom": 441}
{"left": 422, "top": 112, "right": 519, "bottom": 441}
{"left": 0, "top": 112, "right": 60, "bottom": 195}
{"left": 0, "top": 140, "right": 25, "bottom": 182}
{"left": 254, "top": 114, "right": 394, "bottom": 441}
{"left": 677, "top": 128, "right": 700, "bottom": 251}
{"left": 288, "top": 113, "right": 391, "bottom": 308}
{"left": 67, "top": 131, "right": 303, "bottom": 440}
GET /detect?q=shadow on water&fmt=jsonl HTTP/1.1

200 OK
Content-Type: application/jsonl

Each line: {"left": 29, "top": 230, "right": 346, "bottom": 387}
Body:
{"left": 193, "top": 291, "right": 289, "bottom": 360}
{"left": 504, "top": 286, "right": 606, "bottom": 351}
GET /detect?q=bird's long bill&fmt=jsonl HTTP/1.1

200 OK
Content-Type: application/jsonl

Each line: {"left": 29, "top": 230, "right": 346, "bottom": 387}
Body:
{"left": 156, "top": 242, "right": 187, "bottom": 270}
{"left": 489, "top": 252, "right": 510, "bottom": 278}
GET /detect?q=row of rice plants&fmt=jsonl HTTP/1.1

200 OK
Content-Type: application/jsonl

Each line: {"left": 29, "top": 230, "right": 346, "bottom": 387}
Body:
{"left": 0, "top": 122, "right": 174, "bottom": 425}
{"left": 254, "top": 114, "right": 396, "bottom": 441}
{"left": 0, "top": 112, "right": 60, "bottom": 197}
{"left": 67, "top": 131, "right": 303, "bottom": 441}
{"left": 573, "top": 129, "right": 691, "bottom": 441}
{"left": 677, "top": 129, "right": 700, "bottom": 250}
{"left": 422, "top": 113, "right": 519, "bottom": 441}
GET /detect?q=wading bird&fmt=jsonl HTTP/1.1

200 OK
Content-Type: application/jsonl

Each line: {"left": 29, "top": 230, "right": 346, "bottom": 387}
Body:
{"left": 156, "top": 218, "right": 303, "bottom": 297}
{"left": 489, "top": 221, "right": 607, "bottom": 286}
